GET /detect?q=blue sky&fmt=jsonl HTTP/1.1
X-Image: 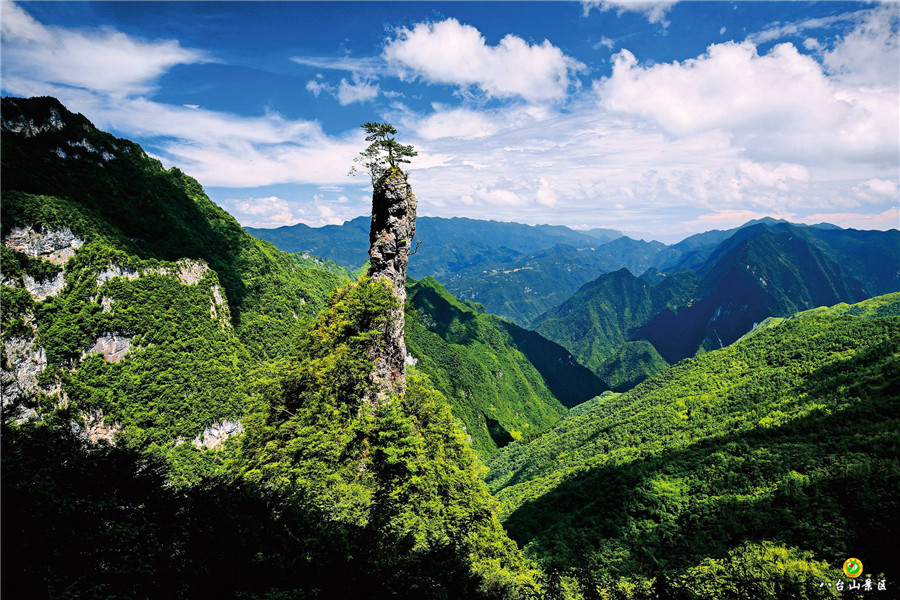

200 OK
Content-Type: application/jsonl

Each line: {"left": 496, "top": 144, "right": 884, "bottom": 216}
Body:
{"left": 2, "top": 1, "right": 898, "bottom": 241}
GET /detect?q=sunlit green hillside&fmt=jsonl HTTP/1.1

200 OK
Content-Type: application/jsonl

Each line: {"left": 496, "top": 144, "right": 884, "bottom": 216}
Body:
{"left": 488, "top": 294, "right": 900, "bottom": 598}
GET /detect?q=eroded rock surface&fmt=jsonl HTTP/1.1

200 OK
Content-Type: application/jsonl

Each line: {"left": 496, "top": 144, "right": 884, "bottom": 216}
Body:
{"left": 192, "top": 420, "right": 244, "bottom": 449}
{"left": 4, "top": 226, "right": 84, "bottom": 266}
{"left": 366, "top": 169, "right": 417, "bottom": 403}
{"left": 83, "top": 333, "right": 133, "bottom": 363}
{"left": 72, "top": 409, "right": 120, "bottom": 446}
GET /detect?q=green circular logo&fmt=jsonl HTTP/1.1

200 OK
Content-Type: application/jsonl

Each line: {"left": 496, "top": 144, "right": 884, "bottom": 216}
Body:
{"left": 843, "top": 558, "right": 863, "bottom": 578}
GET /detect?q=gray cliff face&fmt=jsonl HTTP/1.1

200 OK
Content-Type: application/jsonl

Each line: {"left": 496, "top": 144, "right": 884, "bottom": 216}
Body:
{"left": 367, "top": 169, "right": 417, "bottom": 402}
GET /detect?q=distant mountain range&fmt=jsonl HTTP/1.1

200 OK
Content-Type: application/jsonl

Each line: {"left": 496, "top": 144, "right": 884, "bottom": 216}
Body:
{"left": 250, "top": 214, "right": 900, "bottom": 390}
{"left": 536, "top": 221, "right": 899, "bottom": 388}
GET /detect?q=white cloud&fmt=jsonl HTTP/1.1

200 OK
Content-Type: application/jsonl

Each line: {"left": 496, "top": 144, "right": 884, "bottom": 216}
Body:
{"left": 593, "top": 36, "right": 616, "bottom": 50}
{"left": 737, "top": 161, "right": 809, "bottom": 190}
{"left": 336, "top": 76, "right": 379, "bottom": 105}
{"left": 822, "top": 5, "right": 900, "bottom": 87}
{"left": 582, "top": 1, "right": 679, "bottom": 25}
{"left": 535, "top": 178, "right": 559, "bottom": 207}
{"left": 306, "top": 78, "right": 331, "bottom": 97}
{"left": 1, "top": 1, "right": 207, "bottom": 97}
{"left": 747, "top": 12, "right": 854, "bottom": 46}
{"left": 290, "top": 55, "right": 383, "bottom": 75}
{"left": 596, "top": 40, "right": 899, "bottom": 165}
{"left": 226, "top": 194, "right": 361, "bottom": 228}
{"left": 306, "top": 74, "right": 380, "bottom": 105}
{"left": 411, "top": 106, "right": 499, "bottom": 140}
{"left": 383, "top": 18, "right": 584, "bottom": 103}
{"left": 853, "top": 178, "right": 899, "bottom": 203}
{"left": 231, "top": 196, "right": 296, "bottom": 227}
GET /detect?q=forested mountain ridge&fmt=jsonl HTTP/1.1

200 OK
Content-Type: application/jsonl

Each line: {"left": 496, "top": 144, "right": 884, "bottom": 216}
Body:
{"left": 249, "top": 213, "right": 898, "bottom": 335}
{"left": 405, "top": 276, "right": 606, "bottom": 455}
{"left": 2, "top": 96, "right": 546, "bottom": 598}
{"left": 2, "top": 97, "right": 348, "bottom": 483}
{"left": 1, "top": 96, "right": 589, "bottom": 470}
{"left": 247, "top": 216, "right": 668, "bottom": 326}
{"left": 487, "top": 292, "right": 900, "bottom": 598}
{"left": 535, "top": 222, "right": 899, "bottom": 389}
{"left": 247, "top": 215, "right": 623, "bottom": 279}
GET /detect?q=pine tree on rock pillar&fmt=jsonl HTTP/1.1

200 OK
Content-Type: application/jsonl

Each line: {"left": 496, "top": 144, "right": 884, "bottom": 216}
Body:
{"left": 350, "top": 122, "right": 418, "bottom": 404}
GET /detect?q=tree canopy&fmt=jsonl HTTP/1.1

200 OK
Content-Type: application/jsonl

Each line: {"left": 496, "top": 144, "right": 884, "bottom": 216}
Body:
{"left": 350, "top": 122, "right": 417, "bottom": 185}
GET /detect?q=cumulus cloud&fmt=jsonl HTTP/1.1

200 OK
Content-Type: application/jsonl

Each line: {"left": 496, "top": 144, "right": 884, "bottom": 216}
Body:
{"left": 582, "top": 0, "right": 679, "bottom": 25}
{"left": 231, "top": 196, "right": 297, "bottom": 227}
{"left": 306, "top": 78, "right": 331, "bottom": 97}
{"left": 383, "top": 18, "right": 584, "bottom": 103}
{"left": 853, "top": 178, "right": 899, "bottom": 203}
{"left": 226, "top": 194, "right": 361, "bottom": 228}
{"left": 336, "top": 76, "right": 379, "bottom": 105}
{"left": 822, "top": 5, "right": 900, "bottom": 87}
{"left": 1, "top": 1, "right": 207, "bottom": 97}
{"left": 596, "top": 40, "right": 899, "bottom": 165}
{"left": 410, "top": 106, "right": 499, "bottom": 140}
{"left": 306, "top": 74, "right": 380, "bottom": 105}
{"left": 593, "top": 36, "right": 616, "bottom": 50}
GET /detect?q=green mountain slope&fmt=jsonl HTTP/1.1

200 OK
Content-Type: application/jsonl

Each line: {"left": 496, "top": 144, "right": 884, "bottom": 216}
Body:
{"left": 2, "top": 97, "right": 344, "bottom": 359}
{"left": 2, "top": 96, "right": 543, "bottom": 598}
{"left": 3, "top": 278, "right": 543, "bottom": 600}
{"left": 637, "top": 226, "right": 868, "bottom": 363}
{"left": 535, "top": 223, "right": 894, "bottom": 391}
{"left": 486, "top": 294, "right": 900, "bottom": 597}
{"left": 406, "top": 277, "right": 607, "bottom": 456}
{"left": 533, "top": 268, "right": 698, "bottom": 386}
{"left": 1, "top": 97, "right": 348, "bottom": 483}
{"left": 445, "top": 238, "right": 667, "bottom": 326}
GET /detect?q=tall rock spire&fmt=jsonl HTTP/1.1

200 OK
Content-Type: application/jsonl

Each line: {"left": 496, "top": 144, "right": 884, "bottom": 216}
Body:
{"left": 366, "top": 167, "right": 417, "bottom": 402}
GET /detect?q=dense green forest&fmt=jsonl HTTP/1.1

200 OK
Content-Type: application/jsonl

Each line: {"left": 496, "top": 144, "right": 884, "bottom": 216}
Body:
{"left": 406, "top": 276, "right": 606, "bottom": 455}
{"left": 1, "top": 97, "right": 548, "bottom": 598}
{"left": 532, "top": 224, "right": 899, "bottom": 392}
{"left": 3, "top": 96, "right": 898, "bottom": 600}
{"left": 488, "top": 293, "right": 900, "bottom": 598}
{"left": 3, "top": 278, "right": 542, "bottom": 599}
{"left": 0, "top": 96, "right": 585, "bottom": 472}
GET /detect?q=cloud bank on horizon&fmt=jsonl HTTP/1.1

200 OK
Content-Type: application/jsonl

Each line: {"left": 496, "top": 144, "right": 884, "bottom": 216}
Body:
{"left": 1, "top": 0, "right": 897, "bottom": 241}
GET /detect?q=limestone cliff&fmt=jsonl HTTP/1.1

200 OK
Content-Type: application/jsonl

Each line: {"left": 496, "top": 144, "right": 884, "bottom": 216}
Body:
{"left": 366, "top": 168, "right": 417, "bottom": 403}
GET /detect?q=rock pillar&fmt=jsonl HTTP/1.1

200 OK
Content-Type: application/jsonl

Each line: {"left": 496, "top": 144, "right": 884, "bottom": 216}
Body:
{"left": 367, "top": 168, "right": 417, "bottom": 402}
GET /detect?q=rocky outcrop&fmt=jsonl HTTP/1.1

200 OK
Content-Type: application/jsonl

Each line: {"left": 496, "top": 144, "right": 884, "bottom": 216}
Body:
{"left": 192, "top": 420, "right": 244, "bottom": 449}
{"left": 83, "top": 332, "right": 133, "bottom": 363}
{"left": 23, "top": 272, "right": 65, "bottom": 300}
{"left": 366, "top": 168, "right": 417, "bottom": 403}
{"left": 2, "top": 106, "right": 65, "bottom": 137}
{"left": 1, "top": 315, "right": 67, "bottom": 422}
{"left": 95, "top": 258, "right": 230, "bottom": 328}
{"left": 2, "top": 322, "right": 47, "bottom": 407}
{"left": 4, "top": 226, "right": 84, "bottom": 266}
{"left": 72, "top": 409, "right": 120, "bottom": 446}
